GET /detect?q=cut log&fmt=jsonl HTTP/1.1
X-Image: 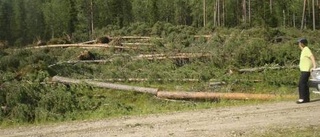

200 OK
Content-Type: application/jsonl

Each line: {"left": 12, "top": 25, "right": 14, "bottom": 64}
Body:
{"left": 48, "top": 53, "right": 211, "bottom": 67}
{"left": 111, "top": 36, "right": 162, "bottom": 40}
{"left": 134, "top": 53, "right": 211, "bottom": 60}
{"left": 52, "top": 76, "right": 158, "bottom": 95}
{"left": 121, "top": 43, "right": 155, "bottom": 46}
{"left": 194, "top": 35, "right": 212, "bottom": 38}
{"left": 25, "top": 44, "right": 138, "bottom": 50}
{"left": 239, "top": 66, "right": 298, "bottom": 73}
{"left": 48, "top": 60, "right": 113, "bottom": 67}
{"left": 81, "top": 40, "right": 97, "bottom": 44}
{"left": 52, "top": 76, "right": 294, "bottom": 101}
{"left": 156, "top": 91, "right": 293, "bottom": 100}
{"left": 85, "top": 78, "right": 200, "bottom": 82}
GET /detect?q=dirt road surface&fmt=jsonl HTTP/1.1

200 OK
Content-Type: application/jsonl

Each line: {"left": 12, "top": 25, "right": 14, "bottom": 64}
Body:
{"left": 1, "top": 101, "right": 320, "bottom": 137}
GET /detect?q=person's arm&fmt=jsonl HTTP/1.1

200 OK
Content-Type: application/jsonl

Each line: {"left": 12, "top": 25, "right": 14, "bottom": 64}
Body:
{"left": 310, "top": 54, "right": 316, "bottom": 70}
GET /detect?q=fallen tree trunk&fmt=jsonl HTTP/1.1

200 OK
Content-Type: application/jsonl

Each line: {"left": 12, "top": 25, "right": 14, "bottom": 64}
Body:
{"left": 110, "top": 36, "right": 163, "bottom": 40}
{"left": 157, "top": 91, "right": 293, "bottom": 100}
{"left": 121, "top": 43, "right": 155, "bottom": 46}
{"left": 81, "top": 40, "right": 97, "bottom": 44}
{"left": 52, "top": 76, "right": 293, "bottom": 101}
{"left": 48, "top": 53, "right": 212, "bottom": 67}
{"left": 48, "top": 60, "right": 113, "bottom": 67}
{"left": 134, "top": 53, "right": 211, "bottom": 60}
{"left": 86, "top": 78, "right": 200, "bottom": 82}
{"left": 25, "top": 44, "right": 138, "bottom": 50}
{"left": 239, "top": 66, "right": 298, "bottom": 73}
{"left": 52, "top": 76, "right": 158, "bottom": 95}
{"left": 194, "top": 35, "right": 212, "bottom": 39}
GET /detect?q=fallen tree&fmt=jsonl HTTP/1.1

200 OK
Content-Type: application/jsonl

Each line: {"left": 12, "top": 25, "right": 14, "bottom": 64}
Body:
{"left": 48, "top": 60, "right": 113, "bottom": 67}
{"left": 156, "top": 91, "right": 293, "bottom": 100}
{"left": 25, "top": 44, "right": 138, "bottom": 50}
{"left": 84, "top": 78, "right": 200, "bottom": 82}
{"left": 238, "top": 65, "right": 298, "bottom": 73}
{"left": 48, "top": 53, "right": 212, "bottom": 67}
{"left": 51, "top": 76, "right": 294, "bottom": 101}
{"left": 52, "top": 76, "right": 159, "bottom": 95}
{"left": 111, "top": 36, "right": 162, "bottom": 39}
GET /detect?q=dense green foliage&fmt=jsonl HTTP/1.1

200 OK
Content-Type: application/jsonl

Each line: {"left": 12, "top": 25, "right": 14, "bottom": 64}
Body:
{"left": 1, "top": 0, "right": 320, "bottom": 46}
{"left": 1, "top": 24, "right": 319, "bottom": 126}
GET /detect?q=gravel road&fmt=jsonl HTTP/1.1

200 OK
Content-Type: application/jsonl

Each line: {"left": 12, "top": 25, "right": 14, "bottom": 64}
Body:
{"left": 1, "top": 100, "right": 320, "bottom": 137}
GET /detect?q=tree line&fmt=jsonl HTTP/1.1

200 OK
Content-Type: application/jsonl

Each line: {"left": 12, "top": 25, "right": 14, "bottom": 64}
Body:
{"left": 0, "top": 0, "right": 319, "bottom": 46}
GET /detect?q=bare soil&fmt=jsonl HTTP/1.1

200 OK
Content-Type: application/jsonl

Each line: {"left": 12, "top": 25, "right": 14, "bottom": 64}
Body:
{"left": 1, "top": 100, "right": 320, "bottom": 137}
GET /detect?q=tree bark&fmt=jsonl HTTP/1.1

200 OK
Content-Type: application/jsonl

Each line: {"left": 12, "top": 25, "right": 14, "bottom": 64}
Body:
{"left": 301, "top": 0, "right": 307, "bottom": 30}
{"left": 217, "top": 0, "right": 220, "bottom": 26}
{"left": 283, "top": 10, "right": 286, "bottom": 27}
{"left": 52, "top": 76, "right": 293, "bottom": 101}
{"left": 313, "top": 0, "right": 316, "bottom": 30}
{"left": 242, "top": 0, "right": 247, "bottom": 23}
{"left": 26, "top": 44, "right": 136, "bottom": 49}
{"left": 157, "top": 91, "right": 293, "bottom": 100}
{"left": 52, "top": 76, "right": 159, "bottom": 95}
{"left": 248, "top": 0, "right": 251, "bottom": 24}
{"left": 203, "top": 0, "right": 206, "bottom": 27}
{"left": 270, "top": 0, "right": 273, "bottom": 13}
{"left": 47, "top": 53, "right": 212, "bottom": 67}
{"left": 222, "top": 0, "right": 225, "bottom": 26}
{"left": 90, "top": 0, "right": 94, "bottom": 39}
{"left": 238, "top": 66, "right": 298, "bottom": 73}
{"left": 213, "top": 0, "right": 217, "bottom": 27}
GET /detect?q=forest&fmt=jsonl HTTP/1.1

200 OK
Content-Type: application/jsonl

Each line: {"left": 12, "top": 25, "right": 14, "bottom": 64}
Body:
{"left": 1, "top": 0, "right": 320, "bottom": 128}
{"left": 0, "top": 0, "right": 320, "bottom": 46}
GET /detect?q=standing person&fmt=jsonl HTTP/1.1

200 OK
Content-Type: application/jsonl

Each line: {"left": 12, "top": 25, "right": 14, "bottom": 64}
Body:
{"left": 297, "top": 38, "right": 316, "bottom": 104}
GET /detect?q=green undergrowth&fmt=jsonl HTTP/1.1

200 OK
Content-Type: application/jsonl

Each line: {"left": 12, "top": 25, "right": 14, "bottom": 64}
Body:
{"left": 1, "top": 26, "right": 319, "bottom": 127}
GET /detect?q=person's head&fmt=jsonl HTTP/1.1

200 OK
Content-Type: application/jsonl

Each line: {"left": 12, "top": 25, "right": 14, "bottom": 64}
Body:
{"left": 298, "top": 38, "right": 308, "bottom": 49}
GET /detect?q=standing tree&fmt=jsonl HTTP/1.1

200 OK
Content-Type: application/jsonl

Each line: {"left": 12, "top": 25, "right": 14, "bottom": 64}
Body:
{"left": 0, "top": 0, "right": 13, "bottom": 45}
{"left": 313, "top": 0, "right": 316, "bottom": 30}
{"left": 242, "top": 0, "right": 247, "bottom": 24}
{"left": 301, "top": 0, "right": 307, "bottom": 29}
{"left": 43, "top": 0, "right": 73, "bottom": 39}
{"left": 270, "top": 0, "right": 273, "bottom": 14}
{"left": 157, "top": 0, "right": 174, "bottom": 23}
{"left": 11, "top": 0, "right": 27, "bottom": 46}
{"left": 203, "top": 0, "right": 206, "bottom": 27}
{"left": 90, "top": 0, "right": 94, "bottom": 39}
{"left": 174, "top": 0, "right": 192, "bottom": 25}
{"left": 24, "top": 0, "right": 46, "bottom": 43}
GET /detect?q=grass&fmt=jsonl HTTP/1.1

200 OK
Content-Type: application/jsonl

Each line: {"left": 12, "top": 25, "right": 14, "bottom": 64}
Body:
{"left": 0, "top": 27, "right": 316, "bottom": 127}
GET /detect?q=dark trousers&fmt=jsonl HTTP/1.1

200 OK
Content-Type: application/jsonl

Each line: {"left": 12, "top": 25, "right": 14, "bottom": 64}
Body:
{"left": 298, "top": 72, "right": 310, "bottom": 101}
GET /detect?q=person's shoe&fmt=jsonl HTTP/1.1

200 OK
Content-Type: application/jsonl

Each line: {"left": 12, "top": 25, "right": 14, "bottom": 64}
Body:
{"left": 313, "top": 90, "right": 320, "bottom": 94}
{"left": 296, "top": 99, "right": 309, "bottom": 104}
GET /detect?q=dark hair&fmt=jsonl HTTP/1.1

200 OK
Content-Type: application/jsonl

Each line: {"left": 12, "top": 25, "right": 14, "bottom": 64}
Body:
{"left": 298, "top": 38, "right": 308, "bottom": 45}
